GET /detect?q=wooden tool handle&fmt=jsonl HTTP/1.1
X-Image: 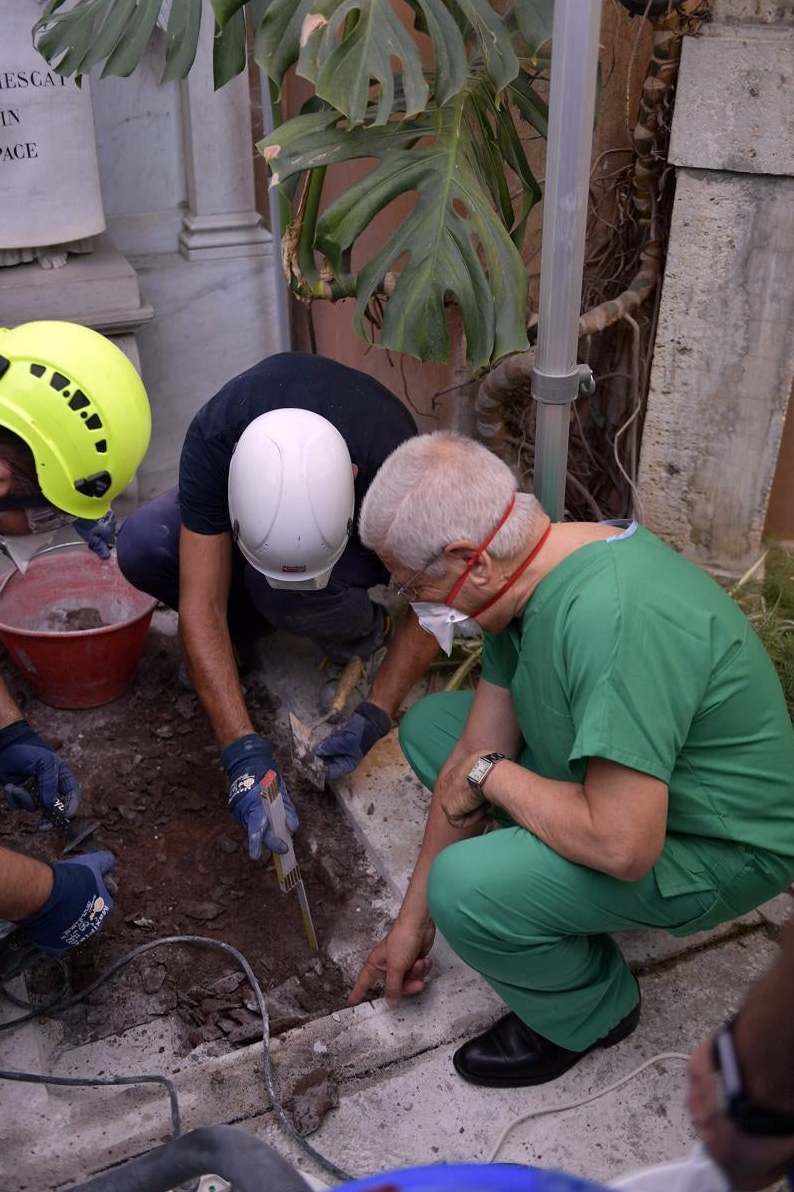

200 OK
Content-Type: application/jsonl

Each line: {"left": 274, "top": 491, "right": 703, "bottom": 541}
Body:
{"left": 330, "top": 655, "right": 365, "bottom": 715}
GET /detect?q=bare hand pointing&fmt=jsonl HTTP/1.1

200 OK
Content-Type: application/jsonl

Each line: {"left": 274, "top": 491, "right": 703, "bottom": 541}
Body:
{"left": 348, "top": 918, "right": 435, "bottom": 1009}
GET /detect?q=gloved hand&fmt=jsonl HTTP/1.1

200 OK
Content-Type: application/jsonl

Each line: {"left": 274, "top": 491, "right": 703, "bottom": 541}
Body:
{"left": 222, "top": 733, "right": 299, "bottom": 861}
{"left": 74, "top": 510, "right": 117, "bottom": 560}
{"left": 0, "top": 719, "right": 80, "bottom": 828}
{"left": 315, "top": 700, "right": 391, "bottom": 781}
{"left": 16, "top": 850, "right": 116, "bottom": 954}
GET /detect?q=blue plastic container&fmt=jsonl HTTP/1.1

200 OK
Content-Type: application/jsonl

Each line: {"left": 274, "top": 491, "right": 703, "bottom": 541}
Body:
{"left": 337, "top": 1164, "right": 608, "bottom": 1191}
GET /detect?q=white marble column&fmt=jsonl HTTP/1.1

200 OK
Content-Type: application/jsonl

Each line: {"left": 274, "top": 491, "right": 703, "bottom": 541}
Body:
{"left": 179, "top": 3, "right": 269, "bottom": 261}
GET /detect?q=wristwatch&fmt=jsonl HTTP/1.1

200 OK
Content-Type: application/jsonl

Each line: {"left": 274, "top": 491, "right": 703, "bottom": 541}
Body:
{"left": 713, "top": 1017, "right": 794, "bottom": 1137}
{"left": 467, "top": 752, "right": 507, "bottom": 795}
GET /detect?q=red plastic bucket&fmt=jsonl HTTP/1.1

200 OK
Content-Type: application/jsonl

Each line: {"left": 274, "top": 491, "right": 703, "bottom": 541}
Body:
{"left": 0, "top": 546, "right": 157, "bottom": 709}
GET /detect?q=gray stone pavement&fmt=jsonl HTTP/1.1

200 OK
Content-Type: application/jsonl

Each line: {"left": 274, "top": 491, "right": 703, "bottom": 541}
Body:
{"left": 0, "top": 625, "right": 790, "bottom": 1189}
{"left": 240, "top": 936, "right": 779, "bottom": 1187}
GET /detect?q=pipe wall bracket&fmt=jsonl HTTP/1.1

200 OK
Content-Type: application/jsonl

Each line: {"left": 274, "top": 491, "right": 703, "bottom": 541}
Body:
{"left": 531, "top": 364, "right": 596, "bottom": 405}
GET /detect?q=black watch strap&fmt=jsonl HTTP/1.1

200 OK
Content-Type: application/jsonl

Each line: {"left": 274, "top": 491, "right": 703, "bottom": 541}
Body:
{"left": 713, "top": 1018, "right": 794, "bottom": 1138}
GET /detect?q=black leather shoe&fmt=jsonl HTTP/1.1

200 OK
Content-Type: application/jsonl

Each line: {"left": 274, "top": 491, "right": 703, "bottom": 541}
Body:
{"left": 453, "top": 997, "right": 641, "bottom": 1088}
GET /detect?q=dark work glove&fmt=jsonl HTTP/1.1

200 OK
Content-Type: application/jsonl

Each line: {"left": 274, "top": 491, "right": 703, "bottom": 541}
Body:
{"left": 16, "top": 851, "right": 115, "bottom": 953}
{"left": 74, "top": 511, "right": 117, "bottom": 560}
{"left": 222, "top": 733, "right": 299, "bottom": 861}
{"left": 0, "top": 720, "right": 80, "bottom": 827}
{"left": 314, "top": 700, "right": 391, "bottom": 781}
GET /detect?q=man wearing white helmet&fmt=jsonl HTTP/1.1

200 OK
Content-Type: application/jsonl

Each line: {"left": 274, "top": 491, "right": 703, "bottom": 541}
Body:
{"left": 117, "top": 352, "right": 437, "bottom": 861}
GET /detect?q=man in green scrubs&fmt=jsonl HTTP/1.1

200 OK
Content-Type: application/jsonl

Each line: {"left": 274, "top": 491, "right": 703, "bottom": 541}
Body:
{"left": 348, "top": 431, "right": 794, "bottom": 1088}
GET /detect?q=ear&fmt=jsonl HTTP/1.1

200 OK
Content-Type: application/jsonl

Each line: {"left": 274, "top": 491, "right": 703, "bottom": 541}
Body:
{"left": 0, "top": 459, "right": 13, "bottom": 499}
{"left": 442, "top": 539, "right": 495, "bottom": 590}
{"left": 351, "top": 463, "right": 359, "bottom": 479}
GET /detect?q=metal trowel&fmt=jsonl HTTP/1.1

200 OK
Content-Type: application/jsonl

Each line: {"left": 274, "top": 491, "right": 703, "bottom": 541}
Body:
{"left": 288, "top": 655, "right": 366, "bottom": 789}
{"left": 21, "top": 775, "right": 101, "bottom": 856}
{"left": 61, "top": 816, "right": 102, "bottom": 856}
{"left": 288, "top": 710, "right": 327, "bottom": 790}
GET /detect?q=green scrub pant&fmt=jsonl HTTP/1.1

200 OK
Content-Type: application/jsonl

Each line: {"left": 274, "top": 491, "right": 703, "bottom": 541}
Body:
{"left": 399, "top": 692, "right": 794, "bottom": 1052}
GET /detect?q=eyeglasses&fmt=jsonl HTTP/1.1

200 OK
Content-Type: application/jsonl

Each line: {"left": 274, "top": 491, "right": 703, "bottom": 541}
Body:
{"left": 389, "top": 553, "right": 443, "bottom": 602}
{"left": 390, "top": 494, "right": 519, "bottom": 607}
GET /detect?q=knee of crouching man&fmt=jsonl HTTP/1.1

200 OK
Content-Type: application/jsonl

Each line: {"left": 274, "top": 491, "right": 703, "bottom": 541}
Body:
{"left": 115, "top": 512, "right": 145, "bottom": 585}
{"left": 427, "top": 845, "right": 467, "bottom": 939}
{"left": 397, "top": 699, "right": 424, "bottom": 756}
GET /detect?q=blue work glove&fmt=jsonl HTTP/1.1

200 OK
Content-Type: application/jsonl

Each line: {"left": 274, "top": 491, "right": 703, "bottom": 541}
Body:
{"left": 16, "top": 851, "right": 115, "bottom": 954}
{"left": 74, "top": 510, "right": 117, "bottom": 560}
{"left": 0, "top": 719, "right": 80, "bottom": 827}
{"left": 314, "top": 701, "right": 391, "bottom": 781}
{"left": 222, "top": 733, "right": 299, "bottom": 861}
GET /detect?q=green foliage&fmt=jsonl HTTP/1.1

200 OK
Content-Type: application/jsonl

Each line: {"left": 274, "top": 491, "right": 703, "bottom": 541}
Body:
{"left": 161, "top": 1, "right": 203, "bottom": 83}
{"left": 36, "top": 0, "right": 204, "bottom": 81}
{"left": 33, "top": 0, "right": 553, "bottom": 366}
{"left": 734, "top": 546, "right": 794, "bottom": 722}
{"left": 428, "top": 637, "right": 483, "bottom": 692}
{"left": 263, "top": 84, "right": 532, "bottom": 366}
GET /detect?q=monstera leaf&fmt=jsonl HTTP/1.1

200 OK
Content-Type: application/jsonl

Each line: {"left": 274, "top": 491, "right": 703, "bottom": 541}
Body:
{"left": 34, "top": 0, "right": 552, "bottom": 366}
{"left": 294, "top": 0, "right": 518, "bottom": 123}
{"left": 35, "top": 0, "right": 208, "bottom": 82}
{"left": 256, "top": 0, "right": 516, "bottom": 117}
{"left": 35, "top": 0, "right": 250, "bottom": 86}
{"left": 296, "top": 0, "right": 431, "bottom": 124}
{"left": 261, "top": 86, "right": 534, "bottom": 366}
{"left": 35, "top": 0, "right": 528, "bottom": 98}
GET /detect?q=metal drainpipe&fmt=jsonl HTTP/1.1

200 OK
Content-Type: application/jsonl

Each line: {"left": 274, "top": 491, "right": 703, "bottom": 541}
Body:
{"left": 532, "top": 0, "right": 602, "bottom": 521}
{"left": 259, "top": 69, "right": 292, "bottom": 354}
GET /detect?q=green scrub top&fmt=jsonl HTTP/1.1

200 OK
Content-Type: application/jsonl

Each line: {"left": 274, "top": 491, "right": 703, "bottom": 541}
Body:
{"left": 481, "top": 524, "right": 794, "bottom": 889}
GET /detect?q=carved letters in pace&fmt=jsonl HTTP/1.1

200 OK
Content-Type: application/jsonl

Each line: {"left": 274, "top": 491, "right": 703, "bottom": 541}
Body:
{"left": 0, "top": 69, "right": 68, "bottom": 164}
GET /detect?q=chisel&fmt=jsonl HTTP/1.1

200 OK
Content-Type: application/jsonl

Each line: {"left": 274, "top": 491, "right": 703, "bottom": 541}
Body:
{"left": 259, "top": 769, "right": 318, "bottom": 952}
{"left": 288, "top": 655, "right": 366, "bottom": 790}
{"left": 22, "top": 776, "right": 104, "bottom": 862}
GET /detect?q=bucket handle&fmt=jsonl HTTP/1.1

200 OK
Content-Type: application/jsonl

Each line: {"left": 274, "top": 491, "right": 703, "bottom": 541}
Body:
{"left": 0, "top": 538, "right": 95, "bottom": 598}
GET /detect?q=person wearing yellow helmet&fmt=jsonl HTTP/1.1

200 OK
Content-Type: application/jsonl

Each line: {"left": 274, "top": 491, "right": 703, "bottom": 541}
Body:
{"left": 0, "top": 319, "right": 151, "bottom": 533}
{"left": 0, "top": 321, "right": 150, "bottom": 975}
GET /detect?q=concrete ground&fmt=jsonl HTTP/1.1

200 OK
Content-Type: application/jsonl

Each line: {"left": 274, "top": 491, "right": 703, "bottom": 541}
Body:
{"left": 1, "top": 620, "right": 792, "bottom": 1190}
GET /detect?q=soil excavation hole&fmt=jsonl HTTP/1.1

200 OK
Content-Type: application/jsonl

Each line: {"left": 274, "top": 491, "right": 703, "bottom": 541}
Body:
{"left": 0, "top": 623, "right": 390, "bottom": 1052}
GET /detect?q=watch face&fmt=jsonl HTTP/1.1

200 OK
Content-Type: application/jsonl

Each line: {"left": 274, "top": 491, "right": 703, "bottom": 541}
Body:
{"left": 469, "top": 758, "right": 491, "bottom": 786}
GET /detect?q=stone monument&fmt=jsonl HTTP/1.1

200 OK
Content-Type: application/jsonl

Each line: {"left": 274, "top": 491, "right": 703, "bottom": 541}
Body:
{"left": 0, "top": 0, "right": 105, "bottom": 268}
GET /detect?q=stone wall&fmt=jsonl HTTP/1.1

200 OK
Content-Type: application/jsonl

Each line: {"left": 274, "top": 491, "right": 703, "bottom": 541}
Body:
{"left": 89, "top": 15, "right": 282, "bottom": 500}
{"left": 638, "top": 11, "right": 794, "bottom": 576}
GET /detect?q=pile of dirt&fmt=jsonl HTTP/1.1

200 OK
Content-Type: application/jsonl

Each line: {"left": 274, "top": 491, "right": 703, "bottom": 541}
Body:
{"left": 1, "top": 624, "right": 390, "bottom": 1050}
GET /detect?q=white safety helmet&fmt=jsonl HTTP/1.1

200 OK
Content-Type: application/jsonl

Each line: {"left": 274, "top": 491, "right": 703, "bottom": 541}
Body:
{"left": 228, "top": 408, "right": 355, "bottom": 590}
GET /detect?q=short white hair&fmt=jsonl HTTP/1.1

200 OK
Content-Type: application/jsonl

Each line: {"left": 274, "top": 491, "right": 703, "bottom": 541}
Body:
{"left": 360, "top": 432, "right": 545, "bottom": 571}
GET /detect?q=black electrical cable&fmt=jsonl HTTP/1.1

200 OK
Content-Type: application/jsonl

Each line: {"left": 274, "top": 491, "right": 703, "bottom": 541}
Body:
{"left": 0, "top": 955, "right": 69, "bottom": 1010}
{"left": 0, "top": 935, "right": 354, "bottom": 1184}
{"left": 0, "top": 1068, "right": 182, "bottom": 1138}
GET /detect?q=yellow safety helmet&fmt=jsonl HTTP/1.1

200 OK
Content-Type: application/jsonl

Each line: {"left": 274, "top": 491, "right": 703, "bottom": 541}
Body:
{"left": 0, "top": 321, "right": 151, "bottom": 518}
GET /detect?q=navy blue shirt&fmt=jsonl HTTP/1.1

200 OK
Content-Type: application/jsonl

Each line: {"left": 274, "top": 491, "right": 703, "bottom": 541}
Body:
{"left": 178, "top": 352, "right": 417, "bottom": 552}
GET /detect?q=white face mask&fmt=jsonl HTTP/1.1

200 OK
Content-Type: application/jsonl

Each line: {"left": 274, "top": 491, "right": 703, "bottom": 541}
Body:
{"left": 411, "top": 601, "right": 473, "bottom": 656}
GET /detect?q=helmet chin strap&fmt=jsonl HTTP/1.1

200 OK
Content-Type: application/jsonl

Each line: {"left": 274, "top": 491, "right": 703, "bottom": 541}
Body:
{"left": 0, "top": 494, "right": 51, "bottom": 511}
